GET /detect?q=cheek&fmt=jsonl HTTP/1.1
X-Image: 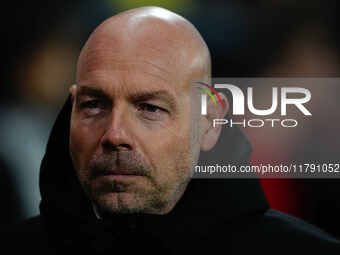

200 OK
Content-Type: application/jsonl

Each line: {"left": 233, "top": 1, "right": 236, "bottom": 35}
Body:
{"left": 69, "top": 118, "right": 102, "bottom": 170}
{"left": 139, "top": 121, "right": 191, "bottom": 183}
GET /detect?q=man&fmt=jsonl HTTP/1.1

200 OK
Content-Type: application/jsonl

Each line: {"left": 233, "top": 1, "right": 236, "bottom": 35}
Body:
{"left": 2, "top": 6, "right": 339, "bottom": 255}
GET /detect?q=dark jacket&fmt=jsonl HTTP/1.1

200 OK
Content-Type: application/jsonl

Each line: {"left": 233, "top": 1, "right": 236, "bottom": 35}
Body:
{"left": 2, "top": 96, "right": 339, "bottom": 254}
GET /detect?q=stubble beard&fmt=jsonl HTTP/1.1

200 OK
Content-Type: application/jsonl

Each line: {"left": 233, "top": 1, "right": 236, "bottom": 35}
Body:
{"left": 77, "top": 150, "right": 193, "bottom": 215}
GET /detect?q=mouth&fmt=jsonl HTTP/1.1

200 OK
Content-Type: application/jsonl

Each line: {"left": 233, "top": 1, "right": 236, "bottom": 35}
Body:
{"left": 92, "top": 168, "right": 145, "bottom": 180}
{"left": 96, "top": 175, "right": 142, "bottom": 183}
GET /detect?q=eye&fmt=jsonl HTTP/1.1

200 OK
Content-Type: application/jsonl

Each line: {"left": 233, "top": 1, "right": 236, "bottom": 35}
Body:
{"left": 137, "top": 103, "right": 168, "bottom": 121}
{"left": 138, "top": 103, "right": 162, "bottom": 113}
{"left": 79, "top": 99, "right": 105, "bottom": 116}
{"left": 80, "top": 100, "right": 100, "bottom": 108}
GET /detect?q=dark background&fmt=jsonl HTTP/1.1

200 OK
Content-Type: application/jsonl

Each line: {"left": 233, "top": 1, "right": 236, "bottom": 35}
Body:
{"left": 1, "top": 0, "right": 340, "bottom": 238}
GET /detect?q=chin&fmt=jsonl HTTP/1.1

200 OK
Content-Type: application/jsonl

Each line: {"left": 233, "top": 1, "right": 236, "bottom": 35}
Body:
{"left": 94, "top": 190, "right": 171, "bottom": 215}
{"left": 94, "top": 192, "right": 145, "bottom": 214}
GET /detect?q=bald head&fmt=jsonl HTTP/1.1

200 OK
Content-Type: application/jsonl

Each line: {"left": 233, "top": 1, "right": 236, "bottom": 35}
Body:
{"left": 76, "top": 6, "right": 211, "bottom": 86}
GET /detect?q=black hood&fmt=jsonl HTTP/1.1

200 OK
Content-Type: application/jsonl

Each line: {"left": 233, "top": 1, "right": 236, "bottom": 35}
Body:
{"left": 39, "top": 95, "right": 269, "bottom": 252}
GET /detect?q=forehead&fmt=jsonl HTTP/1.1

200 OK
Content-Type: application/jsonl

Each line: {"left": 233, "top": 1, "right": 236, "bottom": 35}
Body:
{"left": 77, "top": 45, "right": 192, "bottom": 98}
{"left": 76, "top": 16, "right": 201, "bottom": 95}
{"left": 77, "top": 68, "right": 181, "bottom": 101}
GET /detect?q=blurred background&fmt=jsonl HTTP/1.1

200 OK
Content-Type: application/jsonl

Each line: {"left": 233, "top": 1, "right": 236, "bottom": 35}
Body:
{"left": 2, "top": 0, "right": 340, "bottom": 238}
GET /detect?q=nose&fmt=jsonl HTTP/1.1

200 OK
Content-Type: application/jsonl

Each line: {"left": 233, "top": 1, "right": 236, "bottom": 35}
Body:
{"left": 100, "top": 104, "right": 134, "bottom": 152}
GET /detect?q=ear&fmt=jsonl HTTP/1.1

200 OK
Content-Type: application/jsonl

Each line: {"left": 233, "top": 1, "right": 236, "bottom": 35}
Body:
{"left": 69, "top": 84, "right": 77, "bottom": 104}
{"left": 200, "top": 93, "right": 229, "bottom": 151}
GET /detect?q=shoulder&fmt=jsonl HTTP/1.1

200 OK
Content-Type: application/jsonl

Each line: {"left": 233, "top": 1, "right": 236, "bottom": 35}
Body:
{"left": 0, "top": 215, "right": 50, "bottom": 253}
{"left": 263, "top": 209, "right": 339, "bottom": 242}
{"left": 1, "top": 215, "right": 45, "bottom": 235}
{"left": 232, "top": 209, "right": 340, "bottom": 254}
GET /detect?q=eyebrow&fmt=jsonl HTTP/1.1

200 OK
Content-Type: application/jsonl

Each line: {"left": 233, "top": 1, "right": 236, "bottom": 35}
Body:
{"left": 77, "top": 86, "right": 109, "bottom": 98}
{"left": 128, "top": 90, "right": 177, "bottom": 110}
{"left": 76, "top": 85, "right": 177, "bottom": 110}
